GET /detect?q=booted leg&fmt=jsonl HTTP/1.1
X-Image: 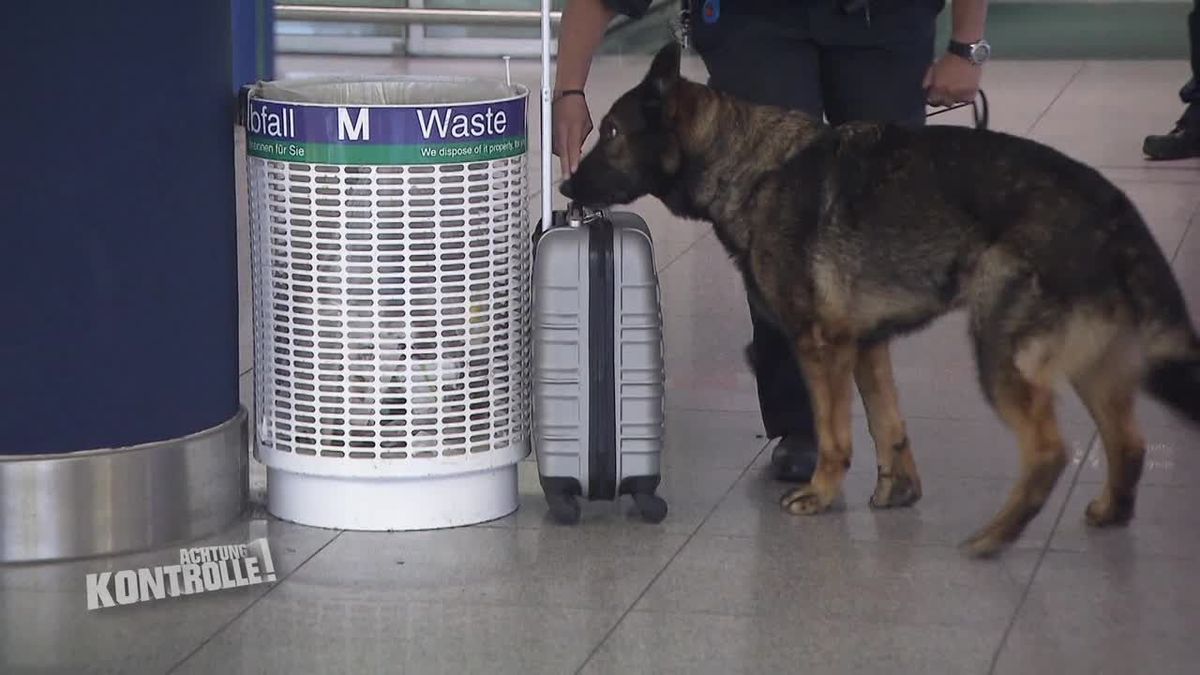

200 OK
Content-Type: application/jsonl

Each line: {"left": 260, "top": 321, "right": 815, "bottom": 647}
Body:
{"left": 744, "top": 295, "right": 819, "bottom": 483}
{"left": 964, "top": 372, "right": 1069, "bottom": 557}
{"left": 780, "top": 335, "right": 857, "bottom": 516}
{"left": 1143, "top": 102, "right": 1200, "bottom": 160}
{"left": 1142, "top": 1, "right": 1200, "bottom": 159}
{"left": 1072, "top": 353, "right": 1147, "bottom": 527}
{"left": 854, "top": 343, "right": 922, "bottom": 509}
{"left": 696, "top": 10, "right": 823, "bottom": 484}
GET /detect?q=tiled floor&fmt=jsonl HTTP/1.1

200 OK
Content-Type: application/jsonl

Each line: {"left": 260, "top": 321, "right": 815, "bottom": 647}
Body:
{"left": 4, "top": 50, "right": 1199, "bottom": 674}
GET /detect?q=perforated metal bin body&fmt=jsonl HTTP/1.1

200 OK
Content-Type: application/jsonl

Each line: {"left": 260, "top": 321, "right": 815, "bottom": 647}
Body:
{"left": 244, "top": 75, "right": 531, "bottom": 530}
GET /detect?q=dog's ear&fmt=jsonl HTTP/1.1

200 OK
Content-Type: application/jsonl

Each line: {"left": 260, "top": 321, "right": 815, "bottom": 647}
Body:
{"left": 643, "top": 42, "right": 682, "bottom": 97}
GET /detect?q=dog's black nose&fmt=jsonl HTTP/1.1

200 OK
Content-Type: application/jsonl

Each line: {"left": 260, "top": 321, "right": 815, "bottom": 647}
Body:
{"left": 559, "top": 177, "right": 574, "bottom": 199}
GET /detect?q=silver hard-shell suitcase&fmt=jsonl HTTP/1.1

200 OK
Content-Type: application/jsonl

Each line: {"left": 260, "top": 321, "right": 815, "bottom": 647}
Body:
{"left": 529, "top": 1, "right": 667, "bottom": 524}
{"left": 530, "top": 207, "right": 668, "bottom": 524}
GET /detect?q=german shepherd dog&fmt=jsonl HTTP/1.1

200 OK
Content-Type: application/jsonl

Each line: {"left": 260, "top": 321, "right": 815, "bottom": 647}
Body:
{"left": 561, "top": 43, "right": 1200, "bottom": 557}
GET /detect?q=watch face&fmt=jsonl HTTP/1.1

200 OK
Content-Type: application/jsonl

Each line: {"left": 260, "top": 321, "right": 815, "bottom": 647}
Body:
{"left": 971, "top": 41, "right": 991, "bottom": 64}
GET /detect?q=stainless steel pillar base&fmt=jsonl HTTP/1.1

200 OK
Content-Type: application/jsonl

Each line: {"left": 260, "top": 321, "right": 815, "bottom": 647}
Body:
{"left": 0, "top": 409, "right": 249, "bottom": 564}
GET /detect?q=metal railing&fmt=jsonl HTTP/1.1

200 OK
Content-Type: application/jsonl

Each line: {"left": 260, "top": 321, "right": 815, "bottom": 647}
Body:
{"left": 274, "top": 5, "right": 563, "bottom": 26}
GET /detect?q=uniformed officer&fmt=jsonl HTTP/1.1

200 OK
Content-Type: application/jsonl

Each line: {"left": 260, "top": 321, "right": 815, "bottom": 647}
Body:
{"left": 1143, "top": 0, "right": 1200, "bottom": 160}
{"left": 552, "top": 0, "right": 991, "bottom": 483}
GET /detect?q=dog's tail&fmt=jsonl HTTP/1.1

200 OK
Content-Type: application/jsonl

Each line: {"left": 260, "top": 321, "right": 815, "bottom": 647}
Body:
{"left": 1107, "top": 203, "right": 1200, "bottom": 425}
{"left": 1142, "top": 327, "right": 1200, "bottom": 426}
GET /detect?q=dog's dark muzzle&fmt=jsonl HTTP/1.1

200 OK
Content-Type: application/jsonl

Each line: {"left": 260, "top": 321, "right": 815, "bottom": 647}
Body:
{"left": 558, "top": 176, "right": 576, "bottom": 200}
{"left": 558, "top": 166, "right": 635, "bottom": 209}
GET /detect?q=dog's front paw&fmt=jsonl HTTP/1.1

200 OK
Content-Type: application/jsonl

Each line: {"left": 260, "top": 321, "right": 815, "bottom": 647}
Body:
{"left": 869, "top": 471, "right": 922, "bottom": 510}
{"left": 959, "top": 526, "right": 1010, "bottom": 559}
{"left": 780, "top": 484, "right": 834, "bottom": 516}
{"left": 1085, "top": 493, "right": 1135, "bottom": 528}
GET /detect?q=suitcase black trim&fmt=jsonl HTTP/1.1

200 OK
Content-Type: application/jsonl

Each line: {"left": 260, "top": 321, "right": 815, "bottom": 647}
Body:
{"left": 588, "top": 215, "right": 618, "bottom": 500}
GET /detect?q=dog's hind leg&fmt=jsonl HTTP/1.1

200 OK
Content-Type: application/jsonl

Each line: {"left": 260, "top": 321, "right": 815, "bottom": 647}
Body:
{"left": 1071, "top": 340, "right": 1146, "bottom": 527}
{"left": 781, "top": 333, "right": 857, "bottom": 516}
{"left": 963, "top": 333, "right": 1070, "bottom": 557}
{"left": 965, "top": 369, "right": 1069, "bottom": 556}
{"left": 855, "top": 342, "right": 922, "bottom": 509}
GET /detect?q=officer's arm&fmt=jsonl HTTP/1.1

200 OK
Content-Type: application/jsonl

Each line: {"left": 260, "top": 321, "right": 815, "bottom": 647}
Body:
{"left": 554, "top": 0, "right": 652, "bottom": 95}
{"left": 949, "top": 0, "right": 989, "bottom": 43}
{"left": 554, "top": 0, "right": 617, "bottom": 95}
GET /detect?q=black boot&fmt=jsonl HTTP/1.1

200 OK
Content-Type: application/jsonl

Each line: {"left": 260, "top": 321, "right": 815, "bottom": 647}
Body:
{"left": 770, "top": 434, "right": 819, "bottom": 483}
{"left": 1144, "top": 105, "right": 1200, "bottom": 160}
{"left": 742, "top": 343, "right": 820, "bottom": 482}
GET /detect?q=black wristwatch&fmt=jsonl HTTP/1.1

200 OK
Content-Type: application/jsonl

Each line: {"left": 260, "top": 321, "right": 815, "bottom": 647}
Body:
{"left": 947, "top": 38, "right": 991, "bottom": 66}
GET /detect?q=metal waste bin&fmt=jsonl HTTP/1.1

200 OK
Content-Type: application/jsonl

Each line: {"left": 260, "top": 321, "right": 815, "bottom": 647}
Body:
{"left": 243, "top": 75, "right": 531, "bottom": 530}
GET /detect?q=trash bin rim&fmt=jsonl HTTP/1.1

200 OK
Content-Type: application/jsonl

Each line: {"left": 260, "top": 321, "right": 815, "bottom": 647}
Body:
{"left": 248, "top": 73, "right": 530, "bottom": 110}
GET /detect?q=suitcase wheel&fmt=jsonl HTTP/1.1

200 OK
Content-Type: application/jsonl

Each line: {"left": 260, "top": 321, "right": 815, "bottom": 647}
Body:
{"left": 546, "top": 491, "right": 582, "bottom": 525}
{"left": 632, "top": 492, "right": 668, "bottom": 524}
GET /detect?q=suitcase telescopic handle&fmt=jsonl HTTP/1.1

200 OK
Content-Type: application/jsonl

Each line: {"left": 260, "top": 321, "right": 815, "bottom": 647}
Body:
{"left": 540, "top": 0, "right": 553, "bottom": 232}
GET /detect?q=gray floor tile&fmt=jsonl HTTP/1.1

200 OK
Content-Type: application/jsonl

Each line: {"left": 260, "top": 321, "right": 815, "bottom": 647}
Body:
{"left": 1048, "top": 482, "right": 1200, "bottom": 559}
{"left": 748, "top": 415, "right": 1095, "bottom": 482}
{"left": 0, "top": 516, "right": 338, "bottom": 675}
{"left": 637, "top": 535, "right": 1026, "bottom": 629}
{"left": 662, "top": 311, "right": 755, "bottom": 398}
{"left": 176, "top": 589, "right": 619, "bottom": 675}
{"left": 275, "top": 525, "right": 684, "bottom": 612}
{"left": 655, "top": 408, "right": 771, "bottom": 470}
{"left": 1029, "top": 60, "right": 1200, "bottom": 171}
{"left": 580, "top": 610, "right": 998, "bottom": 675}
{"left": 1171, "top": 210, "right": 1200, "bottom": 332}
{"left": 1102, "top": 165, "right": 1200, "bottom": 185}
{"left": 996, "top": 548, "right": 1045, "bottom": 590}
{"left": 884, "top": 313, "right": 1095, "bottom": 424}
{"left": 659, "top": 233, "right": 753, "bottom": 312}
{"left": 1076, "top": 422, "right": 1200, "bottom": 488}
{"left": 1114, "top": 178, "right": 1200, "bottom": 257}
{"left": 701, "top": 462, "right": 1076, "bottom": 552}
{"left": 487, "top": 458, "right": 747, "bottom": 535}
{"left": 993, "top": 551, "right": 1200, "bottom": 675}
{"left": 661, "top": 351, "right": 762, "bottom": 414}
{"left": 495, "top": 407, "right": 764, "bottom": 532}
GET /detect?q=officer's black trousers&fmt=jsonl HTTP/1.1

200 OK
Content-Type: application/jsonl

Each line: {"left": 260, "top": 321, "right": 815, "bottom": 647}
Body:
{"left": 689, "top": 1, "right": 940, "bottom": 439}
{"left": 1183, "top": 0, "right": 1199, "bottom": 126}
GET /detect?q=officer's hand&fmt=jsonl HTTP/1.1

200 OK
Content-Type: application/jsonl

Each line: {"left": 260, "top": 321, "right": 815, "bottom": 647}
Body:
{"left": 924, "top": 54, "right": 982, "bottom": 107}
{"left": 552, "top": 93, "right": 593, "bottom": 177}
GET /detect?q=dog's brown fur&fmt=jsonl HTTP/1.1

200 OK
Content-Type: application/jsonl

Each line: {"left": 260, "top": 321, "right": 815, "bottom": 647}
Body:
{"left": 562, "top": 44, "right": 1200, "bottom": 557}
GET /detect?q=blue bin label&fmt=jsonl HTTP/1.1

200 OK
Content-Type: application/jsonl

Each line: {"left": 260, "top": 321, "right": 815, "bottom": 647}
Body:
{"left": 246, "top": 95, "right": 528, "bottom": 165}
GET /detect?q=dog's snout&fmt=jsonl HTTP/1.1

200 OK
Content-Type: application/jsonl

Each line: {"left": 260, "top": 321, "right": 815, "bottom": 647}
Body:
{"left": 559, "top": 178, "right": 574, "bottom": 199}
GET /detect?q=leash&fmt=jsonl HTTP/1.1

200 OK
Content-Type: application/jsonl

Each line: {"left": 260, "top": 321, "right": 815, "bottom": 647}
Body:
{"left": 926, "top": 88, "right": 990, "bottom": 130}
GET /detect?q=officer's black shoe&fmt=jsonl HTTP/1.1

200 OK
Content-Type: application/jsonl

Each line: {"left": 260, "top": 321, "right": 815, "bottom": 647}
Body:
{"left": 770, "top": 434, "right": 819, "bottom": 483}
{"left": 1143, "top": 118, "right": 1200, "bottom": 161}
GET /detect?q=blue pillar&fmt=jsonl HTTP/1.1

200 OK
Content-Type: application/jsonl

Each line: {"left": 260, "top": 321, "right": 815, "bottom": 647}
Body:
{"left": 2, "top": 0, "right": 240, "bottom": 456}
{"left": 233, "top": 0, "right": 276, "bottom": 93}
{"left": 1, "top": 0, "right": 248, "bottom": 563}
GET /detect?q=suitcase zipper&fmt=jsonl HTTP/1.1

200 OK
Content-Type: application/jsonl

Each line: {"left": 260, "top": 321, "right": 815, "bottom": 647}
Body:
{"left": 587, "top": 216, "right": 618, "bottom": 500}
